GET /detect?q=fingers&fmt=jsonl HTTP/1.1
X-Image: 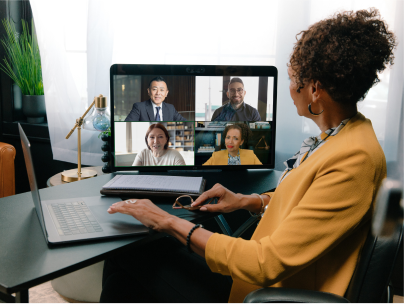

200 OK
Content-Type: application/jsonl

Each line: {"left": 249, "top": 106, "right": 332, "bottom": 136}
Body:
{"left": 199, "top": 201, "right": 223, "bottom": 213}
{"left": 108, "top": 201, "right": 129, "bottom": 214}
{"left": 107, "top": 199, "right": 146, "bottom": 215}
{"left": 192, "top": 183, "right": 227, "bottom": 206}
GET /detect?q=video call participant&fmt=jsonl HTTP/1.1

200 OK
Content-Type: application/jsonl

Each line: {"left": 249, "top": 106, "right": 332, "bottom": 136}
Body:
{"left": 211, "top": 78, "right": 261, "bottom": 122}
{"left": 132, "top": 123, "right": 186, "bottom": 166}
{"left": 125, "top": 76, "right": 186, "bottom": 122}
{"left": 203, "top": 123, "right": 262, "bottom": 165}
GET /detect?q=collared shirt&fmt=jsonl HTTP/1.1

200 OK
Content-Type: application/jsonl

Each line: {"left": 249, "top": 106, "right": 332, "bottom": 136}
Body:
{"left": 211, "top": 101, "right": 261, "bottom": 122}
{"left": 278, "top": 117, "right": 351, "bottom": 186}
{"left": 151, "top": 100, "right": 164, "bottom": 121}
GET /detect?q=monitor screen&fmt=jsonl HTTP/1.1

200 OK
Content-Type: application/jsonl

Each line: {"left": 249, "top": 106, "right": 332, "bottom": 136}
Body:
{"left": 110, "top": 64, "right": 277, "bottom": 172}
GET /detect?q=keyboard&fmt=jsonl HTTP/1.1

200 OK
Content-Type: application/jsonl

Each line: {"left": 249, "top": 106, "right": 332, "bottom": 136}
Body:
{"left": 48, "top": 201, "right": 103, "bottom": 236}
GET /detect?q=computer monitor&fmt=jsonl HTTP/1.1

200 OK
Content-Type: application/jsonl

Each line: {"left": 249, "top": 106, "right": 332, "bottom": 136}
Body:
{"left": 110, "top": 64, "right": 277, "bottom": 172}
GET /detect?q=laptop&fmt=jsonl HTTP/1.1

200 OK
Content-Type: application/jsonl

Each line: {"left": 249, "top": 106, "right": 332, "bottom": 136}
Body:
{"left": 19, "top": 123, "right": 149, "bottom": 244}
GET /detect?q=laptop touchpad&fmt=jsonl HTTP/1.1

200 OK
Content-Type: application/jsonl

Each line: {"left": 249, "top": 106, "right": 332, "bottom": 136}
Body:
{"left": 90, "top": 205, "right": 144, "bottom": 226}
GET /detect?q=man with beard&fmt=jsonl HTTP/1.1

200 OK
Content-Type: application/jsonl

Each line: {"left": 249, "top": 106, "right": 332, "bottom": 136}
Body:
{"left": 211, "top": 77, "right": 261, "bottom": 121}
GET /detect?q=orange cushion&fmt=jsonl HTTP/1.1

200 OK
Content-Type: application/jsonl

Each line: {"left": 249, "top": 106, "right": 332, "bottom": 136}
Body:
{"left": 0, "top": 142, "right": 16, "bottom": 198}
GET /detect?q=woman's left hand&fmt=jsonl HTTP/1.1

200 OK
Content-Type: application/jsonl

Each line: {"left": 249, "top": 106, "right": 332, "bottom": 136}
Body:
{"left": 108, "top": 199, "right": 174, "bottom": 232}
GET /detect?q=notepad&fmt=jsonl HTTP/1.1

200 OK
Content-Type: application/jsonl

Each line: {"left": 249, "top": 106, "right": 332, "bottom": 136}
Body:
{"left": 102, "top": 175, "right": 204, "bottom": 194}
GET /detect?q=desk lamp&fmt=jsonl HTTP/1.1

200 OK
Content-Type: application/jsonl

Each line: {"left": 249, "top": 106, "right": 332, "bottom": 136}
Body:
{"left": 61, "top": 94, "right": 110, "bottom": 182}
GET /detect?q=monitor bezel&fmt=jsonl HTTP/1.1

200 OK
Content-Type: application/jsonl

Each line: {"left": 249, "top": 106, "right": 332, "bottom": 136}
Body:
{"left": 110, "top": 64, "right": 277, "bottom": 172}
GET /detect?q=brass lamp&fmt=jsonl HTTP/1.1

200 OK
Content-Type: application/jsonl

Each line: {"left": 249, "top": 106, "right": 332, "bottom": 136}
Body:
{"left": 61, "top": 94, "right": 109, "bottom": 182}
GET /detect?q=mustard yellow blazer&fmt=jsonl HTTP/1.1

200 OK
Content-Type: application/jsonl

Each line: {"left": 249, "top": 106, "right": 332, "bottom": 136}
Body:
{"left": 203, "top": 149, "right": 262, "bottom": 165}
{"left": 205, "top": 113, "right": 386, "bottom": 302}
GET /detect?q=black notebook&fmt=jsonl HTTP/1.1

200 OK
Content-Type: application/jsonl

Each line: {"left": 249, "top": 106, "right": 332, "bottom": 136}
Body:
{"left": 100, "top": 175, "right": 206, "bottom": 199}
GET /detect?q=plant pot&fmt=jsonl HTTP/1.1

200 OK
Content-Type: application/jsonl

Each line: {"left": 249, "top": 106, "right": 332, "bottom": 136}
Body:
{"left": 22, "top": 95, "right": 46, "bottom": 124}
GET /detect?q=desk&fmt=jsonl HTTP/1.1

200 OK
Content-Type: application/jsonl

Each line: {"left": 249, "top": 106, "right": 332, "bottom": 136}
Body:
{"left": 0, "top": 170, "right": 282, "bottom": 303}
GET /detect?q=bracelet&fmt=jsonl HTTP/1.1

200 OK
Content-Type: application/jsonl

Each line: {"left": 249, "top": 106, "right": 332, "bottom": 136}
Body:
{"left": 186, "top": 224, "right": 203, "bottom": 253}
{"left": 249, "top": 193, "right": 265, "bottom": 218}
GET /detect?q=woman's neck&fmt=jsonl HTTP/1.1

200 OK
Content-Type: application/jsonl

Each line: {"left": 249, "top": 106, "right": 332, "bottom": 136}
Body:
{"left": 152, "top": 149, "right": 166, "bottom": 158}
{"left": 228, "top": 149, "right": 239, "bottom": 157}
{"left": 313, "top": 104, "right": 357, "bottom": 133}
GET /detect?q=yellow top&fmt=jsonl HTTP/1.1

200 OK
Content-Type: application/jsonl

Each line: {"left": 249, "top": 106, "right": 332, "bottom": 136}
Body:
{"left": 203, "top": 149, "right": 263, "bottom": 166}
{"left": 205, "top": 113, "right": 386, "bottom": 302}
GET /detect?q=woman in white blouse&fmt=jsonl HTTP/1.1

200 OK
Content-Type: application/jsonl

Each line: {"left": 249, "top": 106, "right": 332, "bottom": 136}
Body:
{"left": 132, "top": 123, "right": 186, "bottom": 166}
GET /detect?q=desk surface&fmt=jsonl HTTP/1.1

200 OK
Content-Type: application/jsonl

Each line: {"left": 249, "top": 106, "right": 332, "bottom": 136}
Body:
{"left": 0, "top": 169, "right": 282, "bottom": 295}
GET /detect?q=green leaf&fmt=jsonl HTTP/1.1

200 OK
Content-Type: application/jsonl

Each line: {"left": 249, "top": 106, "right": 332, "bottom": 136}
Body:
{"left": 0, "top": 19, "right": 44, "bottom": 96}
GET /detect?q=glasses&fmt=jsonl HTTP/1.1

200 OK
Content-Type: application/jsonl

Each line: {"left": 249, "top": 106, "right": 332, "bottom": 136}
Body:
{"left": 172, "top": 195, "right": 215, "bottom": 211}
{"left": 229, "top": 88, "right": 244, "bottom": 95}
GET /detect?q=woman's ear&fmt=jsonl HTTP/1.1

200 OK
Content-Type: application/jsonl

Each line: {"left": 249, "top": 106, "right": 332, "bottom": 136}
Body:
{"left": 311, "top": 81, "right": 323, "bottom": 103}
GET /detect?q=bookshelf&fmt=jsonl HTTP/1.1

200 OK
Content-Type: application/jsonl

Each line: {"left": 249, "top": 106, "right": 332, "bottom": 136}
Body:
{"left": 161, "top": 122, "right": 194, "bottom": 152}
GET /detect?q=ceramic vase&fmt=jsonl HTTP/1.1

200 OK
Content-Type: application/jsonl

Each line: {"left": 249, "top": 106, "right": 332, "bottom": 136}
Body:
{"left": 22, "top": 95, "right": 46, "bottom": 124}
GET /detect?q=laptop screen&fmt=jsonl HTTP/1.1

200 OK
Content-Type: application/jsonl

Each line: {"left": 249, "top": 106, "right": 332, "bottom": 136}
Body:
{"left": 18, "top": 123, "right": 49, "bottom": 240}
{"left": 110, "top": 64, "right": 277, "bottom": 171}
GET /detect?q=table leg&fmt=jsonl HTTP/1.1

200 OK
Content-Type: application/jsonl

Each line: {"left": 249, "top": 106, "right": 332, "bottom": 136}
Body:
{"left": 214, "top": 214, "right": 233, "bottom": 236}
{"left": 0, "top": 291, "right": 15, "bottom": 303}
{"left": 15, "top": 290, "right": 29, "bottom": 303}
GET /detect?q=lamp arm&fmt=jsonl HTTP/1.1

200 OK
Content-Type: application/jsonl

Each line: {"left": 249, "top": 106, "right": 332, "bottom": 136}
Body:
{"left": 65, "top": 99, "right": 96, "bottom": 139}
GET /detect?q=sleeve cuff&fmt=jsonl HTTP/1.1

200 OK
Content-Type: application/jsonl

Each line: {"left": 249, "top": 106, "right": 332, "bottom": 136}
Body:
{"left": 262, "top": 191, "right": 274, "bottom": 198}
{"left": 205, "top": 233, "right": 233, "bottom": 276}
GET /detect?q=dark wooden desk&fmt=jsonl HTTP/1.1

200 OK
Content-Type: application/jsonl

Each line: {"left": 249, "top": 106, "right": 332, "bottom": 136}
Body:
{"left": 0, "top": 169, "right": 282, "bottom": 303}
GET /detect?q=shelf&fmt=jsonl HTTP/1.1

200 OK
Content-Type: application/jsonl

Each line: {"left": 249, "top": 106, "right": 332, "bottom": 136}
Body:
{"left": 195, "top": 152, "right": 214, "bottom": 156}
{"left": 195, "top": 127, "right": 270, "bottom": 132}
{"left": 195, "top": 127, "right": 225, "bottom": 131}
{"left": 2, "top": 121, "right": 50, "bottom": 142}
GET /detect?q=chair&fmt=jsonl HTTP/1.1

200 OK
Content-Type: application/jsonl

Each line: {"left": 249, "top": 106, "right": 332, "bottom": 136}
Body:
{"left": 0, "top": 142, "right": 16, "bottom": 198}
{"left": 244, "top": 179, "right": 403, "bottom": 303}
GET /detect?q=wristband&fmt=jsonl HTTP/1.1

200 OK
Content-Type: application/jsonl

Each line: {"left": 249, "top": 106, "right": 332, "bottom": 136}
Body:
{"left": 186, "top": 224, "right": 203, "bottom": 253}
{"left": 249, "top": 193, "right": 265, "bottom": 218}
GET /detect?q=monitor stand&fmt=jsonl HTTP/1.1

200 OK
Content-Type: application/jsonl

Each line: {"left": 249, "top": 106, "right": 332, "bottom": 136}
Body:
{"left": 168, "top": 169, "right": 222, "bottom": 173}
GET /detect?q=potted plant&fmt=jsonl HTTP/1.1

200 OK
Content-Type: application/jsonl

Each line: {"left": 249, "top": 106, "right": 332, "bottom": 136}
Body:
{"left": 0, "top": 19, "right": 45, "bottom": 123}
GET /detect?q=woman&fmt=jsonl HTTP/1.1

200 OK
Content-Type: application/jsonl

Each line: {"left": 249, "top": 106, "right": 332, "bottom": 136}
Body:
{"left": 203, "top": 123, "right": 262, "bottom": 165}
{"left": 133, "top": 123, "right": 186, "bottom": 166}
{"left": 102, "top": 9, "right": 396, "bottom": 303}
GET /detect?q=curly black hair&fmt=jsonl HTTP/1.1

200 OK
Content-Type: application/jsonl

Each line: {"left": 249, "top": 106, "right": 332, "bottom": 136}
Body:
{"left": 288, "top": 8, "right": 397, "bottom": 105}
{"left": 223, "top": 123, "right": 252, "bottom": 144}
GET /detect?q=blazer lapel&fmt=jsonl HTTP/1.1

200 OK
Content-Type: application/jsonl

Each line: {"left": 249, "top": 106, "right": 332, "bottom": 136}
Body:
{"left": 239, "top": 149, "right": 250, "bottom": 165}
{"left": 219, "top": 150, "right": 229, "bottom": 165}
{"left": 162, "top": 102, "right": 170, "bottom": 121}
{"left": 146, "top": 100, "right": 155, "bottom": 120}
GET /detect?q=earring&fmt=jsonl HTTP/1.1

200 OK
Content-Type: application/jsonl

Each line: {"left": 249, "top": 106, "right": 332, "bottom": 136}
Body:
{"left": 308, "top": 103, "right": 324, "bottom": 116}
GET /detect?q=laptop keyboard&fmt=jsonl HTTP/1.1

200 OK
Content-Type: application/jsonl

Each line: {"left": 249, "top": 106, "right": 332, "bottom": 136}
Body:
{"left": 49, "top": 201, "right": 103, "bottom": 236}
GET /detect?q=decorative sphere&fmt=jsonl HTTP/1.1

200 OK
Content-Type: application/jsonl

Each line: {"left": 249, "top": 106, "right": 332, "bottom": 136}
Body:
{"left": 102, "top": 164, "right": 110, "bottom": 173}
{"left": 101, "top": 152, "right": 110, "bottom": 162}
{"left": 101, "top": 142, "right": 110, "bottom": 152}
{"left": 93, "top": 114, "right": 110, "bottom": 131}
{"left": 101, "top": 133, "right": 110, "bottom": 142}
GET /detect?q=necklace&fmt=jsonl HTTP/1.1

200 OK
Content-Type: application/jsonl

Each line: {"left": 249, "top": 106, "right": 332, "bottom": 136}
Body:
{"left": 279, "top": 128, "right": 336, "bottom": 184}
{"left": 300, "top": 128, "right": 336, "bottom": 164}
{"left": 228, "top": 150, "right": 240, "bottom": 159}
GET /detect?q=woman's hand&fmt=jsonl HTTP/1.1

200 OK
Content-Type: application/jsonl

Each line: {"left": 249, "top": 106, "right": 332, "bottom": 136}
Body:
{"left": 108, "top": 199, "right": 174, "bottom": 232}
{"left": 108, "top": 198, "right": 214, "bottom": 257}
{"left": 191, "top": 183, "right": 246, "bottom": 213}
{"left": 192, "top": 183, "right": 271, "bottom": 214}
